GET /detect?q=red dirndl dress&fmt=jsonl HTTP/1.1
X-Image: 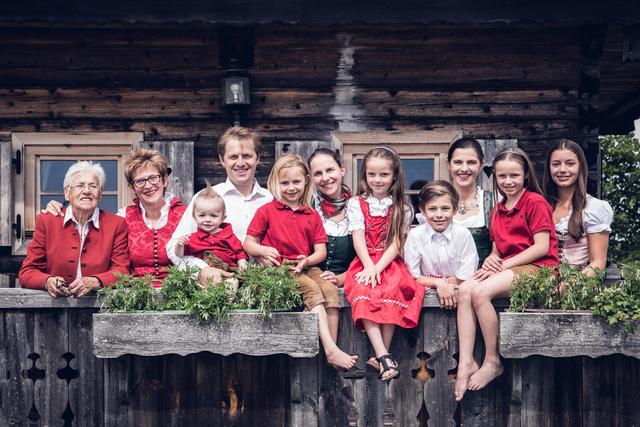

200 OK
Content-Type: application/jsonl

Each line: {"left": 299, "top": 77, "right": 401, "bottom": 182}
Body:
{"left": 344, "top": 196, "right": 425, "bottom": 331}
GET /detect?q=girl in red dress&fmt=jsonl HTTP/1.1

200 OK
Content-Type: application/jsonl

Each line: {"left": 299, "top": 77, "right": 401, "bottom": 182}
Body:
{"left": 344, "top": 147, "right": 425, "bottom": 382}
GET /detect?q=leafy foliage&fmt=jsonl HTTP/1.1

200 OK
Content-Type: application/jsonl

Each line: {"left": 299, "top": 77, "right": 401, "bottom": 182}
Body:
{"left": 97, "top": 273, "right": 159, "bottom": 312}
{"left": 98, "top": 264, "right": 302, "bottom": 321}
{"left": 593, "top": 264, "right": 640, "bottom": 332}
{"left": 236, "top": 265, "right": 302, "bottom": 319}
{"left": 187, "top": 281, "right": 237, "bottom": 322}
{"left": 601, "top": 134, "right": 640, "bottom": 264}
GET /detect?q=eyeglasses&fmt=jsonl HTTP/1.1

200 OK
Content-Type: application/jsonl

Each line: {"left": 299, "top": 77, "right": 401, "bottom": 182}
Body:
{"left": 131, "top": 174, "right": 162, "bottom": 188}
{"left": 71, "top": 183, "right": 100, "bottom": 193}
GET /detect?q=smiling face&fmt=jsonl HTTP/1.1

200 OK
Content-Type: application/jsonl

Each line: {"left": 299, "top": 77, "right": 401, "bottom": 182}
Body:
{"left": 494, "top": 159, "right": 526, "bottom": 201}
{"left": 448, "top": 147, "right": 482, "bottom": 190}
{"left": 220, "top": 137, "right": 259, "bottom": 190}
{"left": 278, "top": 166, "right": 308, "bottom": 209}
{"left": 64, "top": 171, "right": 101, "bottom": 214}
{"left": 365, "top": 157, "right": 395, "bottom": 199}
{"left": 309, "top": 153, "right": 345, "bottom": 199}
{"left": 130, "top": 164, "right": 169, "bottom": 207}
{"left": 193, "top": 197, "right": 226, "bottom": 234}
{"left": 549, "top": 148, "right": 580, "bottom": 189}
{"left": 421, "top": 195, "right": 455, "bottom": 233}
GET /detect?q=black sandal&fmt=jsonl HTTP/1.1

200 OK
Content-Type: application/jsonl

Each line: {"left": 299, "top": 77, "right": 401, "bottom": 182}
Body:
{"left": 376, "top": 354, "right": 400, "bottom": 382}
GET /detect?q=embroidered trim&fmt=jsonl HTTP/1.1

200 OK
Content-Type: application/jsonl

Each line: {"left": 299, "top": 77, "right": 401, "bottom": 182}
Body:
{"left": 351, "top": 295, "right": 409, "bottom": 309}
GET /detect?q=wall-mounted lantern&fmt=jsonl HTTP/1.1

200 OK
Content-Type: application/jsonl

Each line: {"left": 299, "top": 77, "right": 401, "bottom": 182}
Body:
{"left": 221, "top": 75, "right": 250, "bottom": 126}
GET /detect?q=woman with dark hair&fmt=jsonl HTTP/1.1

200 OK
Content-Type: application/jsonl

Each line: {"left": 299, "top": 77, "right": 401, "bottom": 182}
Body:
{"left": 543, "top": 139, "right": 613, "bottom": 273}
{"left": 446, "top": 137, "right": 493, "bottom": 262}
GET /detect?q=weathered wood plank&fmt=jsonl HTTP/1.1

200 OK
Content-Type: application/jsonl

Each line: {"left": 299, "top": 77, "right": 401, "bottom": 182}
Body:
{"left": 500, "top": 311, "right": 640, "bottom": 359}
{"left": 93, "top": 312, "right": 320, "bottom": 358}
{"left": 0, "top": 140, "right": 11, "bottom": 247}
{"left": 0, "top": 288, "right": 101, "bottom": 308}
{"left": 128, "top": 356, "right": 165, "bottom": 427}
{"left": 139, "top": 140, "right": 194, "bottom": 206}
{"left": 103, "top": 356, "right": 130, "bottom": 426}
{"left": 68, "top": 309, "right": 104, "bottom": 426}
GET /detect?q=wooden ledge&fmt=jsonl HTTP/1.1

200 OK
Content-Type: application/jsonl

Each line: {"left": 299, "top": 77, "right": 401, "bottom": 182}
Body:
{"left": 93, "top": 311, "right": 319, "bottom": 359}
{"left": 0, "top": 288, "right": 100, "bottom": 309}
{"left": 499, "top": 311, "right": 640, "bottom": 359}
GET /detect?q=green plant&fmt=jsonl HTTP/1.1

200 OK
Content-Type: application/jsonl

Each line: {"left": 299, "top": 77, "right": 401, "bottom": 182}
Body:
{"left": 509, "top": 267, "right": 560, "bottom": 312}
{"left": 557, "top": 263, "right": 605, "bottom": 310}
{"left": 187, "top": 281, "right": 237, "bottom": 322}
{"left": 236, "top": 265, "right": 302, "bottom": 318}
{"left": 601, "top": 134, "right": 640, "bottom": 264}
{"left": 160, "top": 266, "right": 202, "bottom": 310}
{"left": 593, "top": 263, "right": 640, "bottom": 332}
{"left": 97, "top": 273, "right": 159, "bottom": 312}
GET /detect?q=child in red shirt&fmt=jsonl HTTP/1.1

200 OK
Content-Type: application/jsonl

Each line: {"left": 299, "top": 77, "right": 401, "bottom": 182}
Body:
{"left": 175, "top": 182, "right": 248, "bottom": 286}
{"left": 244, "top": 155, "right": 358, "bottom": 371}
{"left": 455, "top": 147, "right": 558, "bottom": 401}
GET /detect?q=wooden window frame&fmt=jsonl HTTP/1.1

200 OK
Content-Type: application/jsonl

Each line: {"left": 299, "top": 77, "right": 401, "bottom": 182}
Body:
{"left": 332, "top": 130, "right": 463, "bottom": 193}
{"left": 11, "top": 132, "right": 143, "bottom": 255}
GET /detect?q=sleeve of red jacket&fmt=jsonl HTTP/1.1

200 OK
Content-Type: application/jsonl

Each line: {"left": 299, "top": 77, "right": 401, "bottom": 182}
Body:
{"left": 18, "top": 215, "right": 50, "bottom": 289}
{"left": 94, "top": 218, "right": 130, "bottom": 287}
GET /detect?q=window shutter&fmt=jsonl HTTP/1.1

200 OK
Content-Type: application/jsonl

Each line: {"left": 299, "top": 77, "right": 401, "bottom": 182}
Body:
{"left": 476, "top": 139, "right": 518, "bottom": 191}
{"left": 138, "top": 141, "right": 194, "bottom": 206}
{"left": 0, "top": 140, "right": 12, "bottom": 247}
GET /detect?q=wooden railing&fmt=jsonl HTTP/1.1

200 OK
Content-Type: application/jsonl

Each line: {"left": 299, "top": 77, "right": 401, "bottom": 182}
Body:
{"left": 0, "top": 287, "right": 638, "bottom": 426}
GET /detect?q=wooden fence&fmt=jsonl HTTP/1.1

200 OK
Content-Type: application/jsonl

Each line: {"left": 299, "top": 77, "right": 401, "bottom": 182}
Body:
{"left": 1, "top": 288, "right": 639, "bottom": 426}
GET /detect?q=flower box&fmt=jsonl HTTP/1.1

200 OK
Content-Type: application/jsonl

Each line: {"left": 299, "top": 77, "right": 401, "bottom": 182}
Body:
{"left": 499, "top": 310, "right": 640, "bottom": 359}
{"left": 93, "top": 311, "right": 319, "bottom": 358}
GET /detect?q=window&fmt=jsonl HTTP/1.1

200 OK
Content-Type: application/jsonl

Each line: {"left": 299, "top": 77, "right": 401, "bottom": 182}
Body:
{"left": 10, "top": 132, "right": 143, "bottom": 255}
{"left": 333, "top": 130, "right": 462, "bottom": 220}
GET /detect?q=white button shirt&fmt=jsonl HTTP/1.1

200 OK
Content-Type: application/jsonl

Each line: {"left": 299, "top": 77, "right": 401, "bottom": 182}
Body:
{"left": 63, "top": 207, "right": 100, "bottom": 280}
{"left": 166, "top": 178, "right": 272, "bottom": 269}
{"left": 404, "top": 222, "right": 478, "bottom": 281}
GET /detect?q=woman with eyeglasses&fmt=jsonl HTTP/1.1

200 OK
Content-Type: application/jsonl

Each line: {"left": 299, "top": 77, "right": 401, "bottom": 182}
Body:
{"left": 41, "top": 149, "right": 187, "bottom": 286}
{"left": 20, "top": 161, "right": 130, "bottom": 297}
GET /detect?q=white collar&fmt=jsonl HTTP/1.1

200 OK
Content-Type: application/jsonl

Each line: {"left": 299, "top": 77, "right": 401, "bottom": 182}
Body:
{"left": 424, "top": 222, "right": 453, "bottom": 241}
{"left": 64, "top": 207, "right": 100, "bottom": 229}
{"left": 364, "top": 194, "right": 393, "bottom": 207}
{"left": 139, "top": 192, "right": 174, "bottom": 216}
{"left": 218, "top": 178, "right": 270, "bottom": 200}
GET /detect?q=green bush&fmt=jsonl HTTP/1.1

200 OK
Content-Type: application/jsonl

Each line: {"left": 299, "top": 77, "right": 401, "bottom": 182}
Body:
{"left": 601, "top": 134, "right": 640, "bottom": 264}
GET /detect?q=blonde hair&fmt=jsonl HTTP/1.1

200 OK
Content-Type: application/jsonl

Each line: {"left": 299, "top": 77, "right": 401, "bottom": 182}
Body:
{"left": 217, "top": 126, "right": 261, "bottom": 158}
{"left": 193, "top": 179, "right": 226, "bottom": 215}
{"left": 358, "top": 146, "right": 411, "bottom": 250}
{"left": 124, "top": 148, "right": 169, "bottom": 184}
{"left": 267, "top": 155, "right": 313, "bottom": 207}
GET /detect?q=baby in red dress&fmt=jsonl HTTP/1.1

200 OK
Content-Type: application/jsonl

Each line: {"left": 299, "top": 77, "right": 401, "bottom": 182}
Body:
{"left": 175, "top": 182, "right": 248, "bottom": 286}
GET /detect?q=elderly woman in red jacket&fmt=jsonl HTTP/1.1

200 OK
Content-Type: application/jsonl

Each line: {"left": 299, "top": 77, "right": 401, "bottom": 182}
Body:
{"left": 19, "top": 161, "right": 129, "bottom": 297}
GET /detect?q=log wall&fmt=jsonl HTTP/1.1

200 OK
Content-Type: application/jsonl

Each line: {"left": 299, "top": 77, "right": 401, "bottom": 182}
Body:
{"left": 1, "top": 289, "right": 639, "bottom": 426}
{"left": 0, "top": 22, "right": 593, "bottom": 191}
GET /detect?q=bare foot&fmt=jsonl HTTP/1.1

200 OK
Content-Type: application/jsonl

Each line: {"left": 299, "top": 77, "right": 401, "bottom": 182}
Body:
{"left": 454, "top": 360, "right": 479, "bottom": 401}
{"left": 326, "top": 349, "right": 358, "bottom": 371}
{"left": 467, "top": 360, "right": 503, "bottom": 391}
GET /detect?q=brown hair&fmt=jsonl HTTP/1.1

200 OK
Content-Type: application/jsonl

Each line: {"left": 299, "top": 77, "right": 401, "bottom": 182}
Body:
{"left": 419, "top": 180, "right": 460, "bottom": 211}
{"left": 358, "top": 146, "right": 411, "bottom": 251}
{"left": 217, "top": 126, "right": 261, "bottom": 158}
{"left": 447, "top": 137, "right": 484, "bottom": 163}
{"left": 267, "top": 155, "right": 313, "bottom": 207}
{"left": 193, "top": 179, "right": 226, "bottom": 215}
{"left": 543, "top": 139, "right": 588, "bottom": 240}
{"left": 492, "top": 147, "right": 542, "bottom": 204}
{"left": 125, "top": 148, "right": 169, "bottom": 184}
{"left": 308, "top": 147, "right": 343, "bottom": 168}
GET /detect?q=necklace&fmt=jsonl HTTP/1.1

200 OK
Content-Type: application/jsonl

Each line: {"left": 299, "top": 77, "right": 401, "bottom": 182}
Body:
{"left": 457, "top": 193, "right": 478, "bottom": 215}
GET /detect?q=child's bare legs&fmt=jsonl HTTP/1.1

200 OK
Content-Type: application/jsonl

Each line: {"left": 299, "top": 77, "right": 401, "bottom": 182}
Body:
{"left": 455, "top": 279, "right": 481, "bottom": 401}
{"left": 362, "top": 319, "right": 396, "bottom": 380}
{"left": 312, "top": 304, "right": 357, "bottom": 370}
{"left": 467, "top": 269, "right": 515, "bottom": 391}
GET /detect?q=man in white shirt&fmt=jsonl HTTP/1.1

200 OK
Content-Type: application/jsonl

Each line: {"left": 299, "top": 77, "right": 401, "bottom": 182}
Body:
{"left": 167, "top": 127, "right": 272, "bottom": 283}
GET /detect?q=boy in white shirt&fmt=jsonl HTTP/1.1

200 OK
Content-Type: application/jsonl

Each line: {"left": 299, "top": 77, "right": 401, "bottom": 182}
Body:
{"left": 404, "top": 181, "right": 479, "bottom": 309}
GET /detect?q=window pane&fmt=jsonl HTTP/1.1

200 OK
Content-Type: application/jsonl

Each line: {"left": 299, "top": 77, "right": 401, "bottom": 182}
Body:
{"left": 356, "top": 158, "right": 434, "bottom": 190}
{"left": 41, "top": 159, "right": 118, "bottom": 192}
{"left": 98, "top": 195, "right": 119, "bottom": 213}
{"left": 40, "top": 195, "right": 67, "bottom": 211}
{"left": 41, "top": 160, "right": 76, "bottom": 192}
{"left": 101, "top": 160, "right": 118, "bottom": 192}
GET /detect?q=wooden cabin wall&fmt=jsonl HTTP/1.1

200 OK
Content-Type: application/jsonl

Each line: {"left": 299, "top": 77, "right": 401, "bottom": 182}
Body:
{"left": 0, "top": 22, "right": 589, "bottom": 193}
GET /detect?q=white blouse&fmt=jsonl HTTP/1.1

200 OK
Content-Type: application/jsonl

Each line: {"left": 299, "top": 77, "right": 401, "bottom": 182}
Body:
{"left": 404, "top": 222, "right": 479, "bottom": 281}
{"left": 555, "top": 195, "right": 614, "bottom": 267}
{"left": 117, "top": 192, "right": 176, "bottom": 229}
{"left": 347, "top": 195, "right": 413, "bottom": 233}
